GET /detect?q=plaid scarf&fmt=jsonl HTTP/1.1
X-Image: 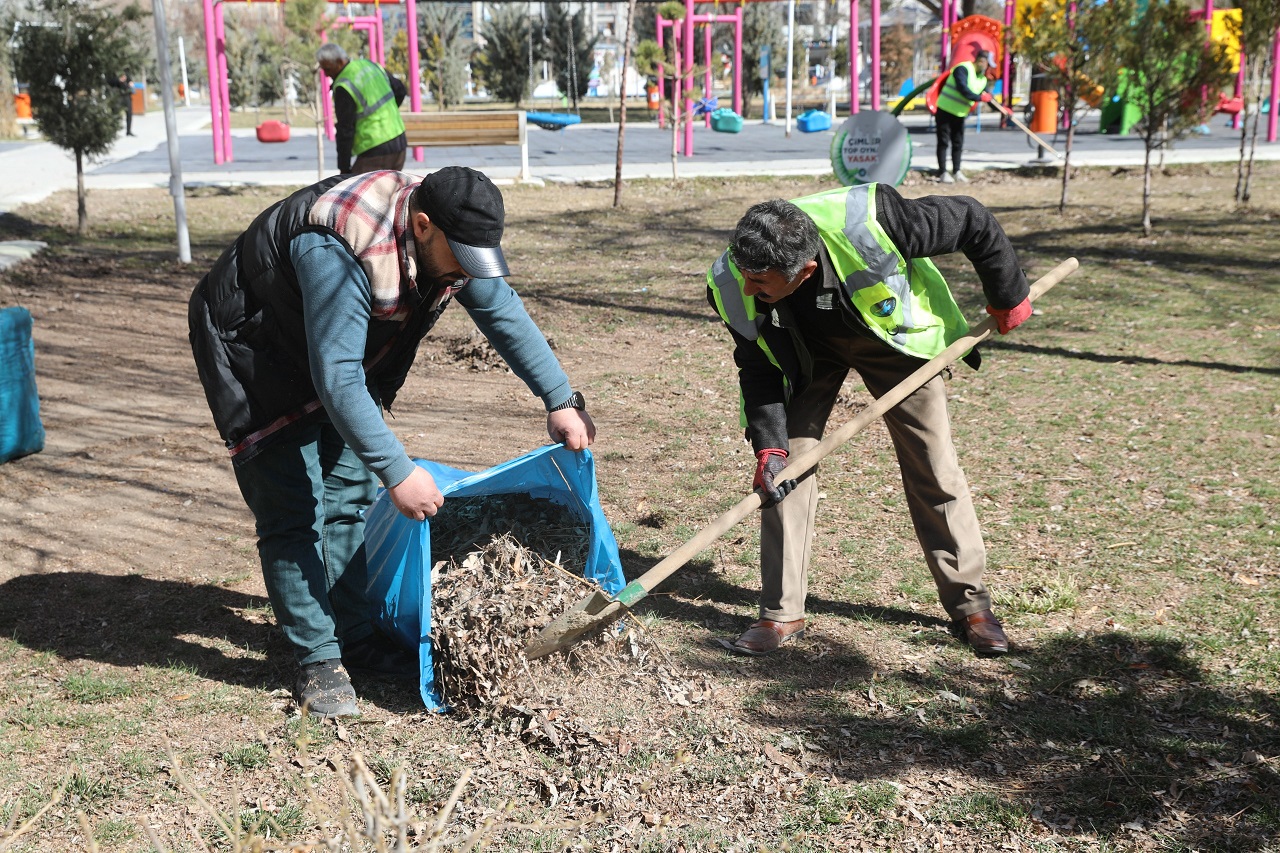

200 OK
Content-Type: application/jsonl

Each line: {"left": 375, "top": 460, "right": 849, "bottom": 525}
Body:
{"left": 307, "top": 171, "right": 420, "bottom": 320}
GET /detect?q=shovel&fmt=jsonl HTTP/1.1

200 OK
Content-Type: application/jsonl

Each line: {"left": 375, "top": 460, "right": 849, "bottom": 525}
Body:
{"left": 524, "top": 257, "right": 1080, "bottom": 660}
{"left": 987, "top": 99, "right": 1063, "bottom": 160}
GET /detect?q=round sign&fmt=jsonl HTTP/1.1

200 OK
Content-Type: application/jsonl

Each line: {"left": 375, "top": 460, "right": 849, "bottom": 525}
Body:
{"left": 830, "top": 111, "right": 913, "bottom": 187}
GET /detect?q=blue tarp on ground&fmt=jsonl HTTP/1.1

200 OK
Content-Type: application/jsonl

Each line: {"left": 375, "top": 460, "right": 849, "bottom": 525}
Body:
{"left": 0, "top": 307, "right": 44, "bottom": 464}
{"left": 363, "top": 444, "right": 624, "bottom": 711}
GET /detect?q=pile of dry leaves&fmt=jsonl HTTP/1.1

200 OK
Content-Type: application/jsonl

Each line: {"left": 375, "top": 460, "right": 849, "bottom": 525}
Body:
{"left": 426, "top": 495, "right": 712, "bottom": 765}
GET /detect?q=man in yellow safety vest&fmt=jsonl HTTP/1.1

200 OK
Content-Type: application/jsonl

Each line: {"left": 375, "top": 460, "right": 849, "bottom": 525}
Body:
{"left": 317, "top": 43, "right": 408, "bottom": 175}
{"left": 707, "top": 183, "right": 1032, "bottom": 658}
{"left": 934, "top": 50, "right": 995, "bottom": 183}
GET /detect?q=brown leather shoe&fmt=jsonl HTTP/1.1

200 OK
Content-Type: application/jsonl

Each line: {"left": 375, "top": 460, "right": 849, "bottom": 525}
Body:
{"left": 953, "top": 609, "right": 1009, "bottom": 656}
{"left": 720, "top": 619, "right": 806, "bottom": 657}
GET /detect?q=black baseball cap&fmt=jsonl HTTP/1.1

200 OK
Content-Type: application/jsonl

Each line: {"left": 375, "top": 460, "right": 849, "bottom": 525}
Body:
{"left": 412, "top": 167, "right": 510, "bottom": 278}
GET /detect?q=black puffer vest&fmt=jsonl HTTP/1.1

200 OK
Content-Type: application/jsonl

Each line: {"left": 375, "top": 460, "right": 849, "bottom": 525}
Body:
{"left": 188, "top": 177, "right": 449, "bottom": 463}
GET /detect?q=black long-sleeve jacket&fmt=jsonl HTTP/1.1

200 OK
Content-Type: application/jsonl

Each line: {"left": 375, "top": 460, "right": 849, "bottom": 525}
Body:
{"left": 707, "top": 184, "right": 1029, "bottom": 452}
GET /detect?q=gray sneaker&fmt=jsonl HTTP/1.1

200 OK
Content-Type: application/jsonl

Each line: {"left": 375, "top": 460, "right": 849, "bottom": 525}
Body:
{"left": 953, "top": 169, "right": 969, "bottom": 182}
{"left": 940, "top": 170, "right": 955, "bottom": 184}
{"left": 294, "top": 659, "right": 358, "bottom": 718}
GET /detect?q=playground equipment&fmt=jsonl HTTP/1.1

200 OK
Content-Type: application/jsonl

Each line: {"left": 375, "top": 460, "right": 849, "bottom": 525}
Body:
{"left": 796, "top": 108, "right": 832, "bottom": 132}
{"left": 655, "top": 0, "right": 744, "bottom": 156}
{"left": 318, "top": 15, "right": 387, "bottom": 144}
{"left": 201, "top": 0, "right": 424, "bottom": 165}
{"left": 923, "top": 15, "right": 1004, "bottom": 115}
{"left": 526, "top": 112, "right": 583, "bottom": 130}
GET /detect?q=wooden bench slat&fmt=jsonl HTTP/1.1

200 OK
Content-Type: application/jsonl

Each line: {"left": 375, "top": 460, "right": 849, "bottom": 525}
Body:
{"left": 398, "top": 111, "right": 530, "bottom": 180}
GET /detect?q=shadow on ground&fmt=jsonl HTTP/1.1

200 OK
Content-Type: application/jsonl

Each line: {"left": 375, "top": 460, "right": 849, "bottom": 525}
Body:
{"left": 0, "top": 571, "right": 290, "bottom": 690}
{"left": 616, "top": 544, "right": 1280, "bottom": 848}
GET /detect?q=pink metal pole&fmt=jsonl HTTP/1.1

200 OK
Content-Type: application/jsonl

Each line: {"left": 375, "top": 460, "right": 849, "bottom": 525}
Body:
{"left": 656, "top": 16, "right": 667, "bottom": 129}
{"left": 1232, "top": 62, "right": 1243, "bottom": 130}
{"left": 215, "top": 1, "right": 232, "bottom": 162}
{"left": 1003, "top": 0, "right": 1015, "bottom": 114}
{"left": 202, "top": 0, "right": 223, "bottom": 163}
{"left": 870, "top": 0, "right": 881, "bottom": 110}
{"left": 1064, "top": 1, "right": 1077, "bottom": 130}
{"left": 320, "top": 31, "right": 335, "bottom": 141}
{"left": 684, "top": 0, "right": 695, "bottom": 156}
{"left": 673, "top": 24, "right": 682, "bottom": 147}
{"left": 941, "top": 0, "right": 951, "bottom": 69}
{"left": 1269, "top": 28, "right": 1279, "bottom": 142}
{"left": 704, "top": 17, "right": 713, "bottom": 127}
{"left": 407, "top": 0, "right": 423, "bottom": 162}
{"left": 734, "top": 6, "right": 744, "bottom": 115}
{"left": 850, "top": 0, "right": 859, "bottom": 113}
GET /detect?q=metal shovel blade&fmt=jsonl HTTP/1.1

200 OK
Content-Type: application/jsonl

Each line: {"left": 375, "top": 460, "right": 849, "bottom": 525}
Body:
{"left": 523, "top": 588, "right": 629, "bottom": 660}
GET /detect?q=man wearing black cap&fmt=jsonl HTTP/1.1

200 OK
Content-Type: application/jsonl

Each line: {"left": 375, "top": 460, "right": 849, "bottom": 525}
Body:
{"left": 189, "top": 167, "right": 594, "bottom": 718}
{"left": 934, "top": 50, "right": 996, "bottom": 183}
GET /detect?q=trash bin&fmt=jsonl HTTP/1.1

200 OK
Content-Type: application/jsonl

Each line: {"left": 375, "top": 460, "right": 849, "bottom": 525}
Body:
{"left": 130, "top": 83, "right": 146, "bottom": 116}
{"left": 1, "top": 307, "right": 45, "bottom": 464}
{"left": 1030, "top": 90, "right": 1058, "bottom": 134}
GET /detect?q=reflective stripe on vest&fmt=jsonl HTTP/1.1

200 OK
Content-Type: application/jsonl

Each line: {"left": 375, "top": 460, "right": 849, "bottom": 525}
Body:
{"left": 936, "top": 61, "right": 986, "bottom": 118}
{"left": 334, "top": 59, "right": 406, "bottom": 155}
{"left": 707, "top": 184, "right": 969, "bottom": 367}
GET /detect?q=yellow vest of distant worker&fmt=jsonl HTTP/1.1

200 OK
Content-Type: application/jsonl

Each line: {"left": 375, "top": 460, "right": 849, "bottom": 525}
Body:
{"left": 936, "top": 61, "right": 986, "bottom": 118}
{"left": 334, "top": 58, "right": 406, "bottom": 155}
{"left": 707, "top": 184, "right": 970, "bottom": 409}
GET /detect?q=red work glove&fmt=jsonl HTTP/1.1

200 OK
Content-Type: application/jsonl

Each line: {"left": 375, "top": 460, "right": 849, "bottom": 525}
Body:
{"left": 753, "top": 449, "right": 797, "bottom": 508}
{"left": 979, "top": 92, "right": 993, "bottom": 103}
{"left": 986, "top": 296, "right": 1033, "bottom": 334}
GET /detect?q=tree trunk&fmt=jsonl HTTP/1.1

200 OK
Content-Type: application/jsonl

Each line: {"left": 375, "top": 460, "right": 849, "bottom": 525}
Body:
{"left": 0, "top": 62, "right": 18, "bottom": 139}
{"left": 1243, "top": 90, "right": 1261, "bottom": 203}
{"left": 613, "top": 0, "right": 638, "bottom": 208}
{"left": 1058, "top": 93, "right": 1076, "bottom": 213}
{"left": 1141, "top": 136, "right": 1153, "bottom": 237}
{"left": 1234, "top": 59, "right": 1254, "bottom": 203}
{"left": 76, "top": 149, "right": 88, "bottom": 237}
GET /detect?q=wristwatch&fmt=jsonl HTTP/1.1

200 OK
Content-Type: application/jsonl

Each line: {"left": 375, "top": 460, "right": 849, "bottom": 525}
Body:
{"left": 549, "top": 391, "right": 587, "bottom": 412}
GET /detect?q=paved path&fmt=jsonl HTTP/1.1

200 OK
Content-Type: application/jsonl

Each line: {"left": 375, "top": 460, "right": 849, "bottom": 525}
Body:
{"left": 2, "top": 104, "right": 1275, "bottom": 213}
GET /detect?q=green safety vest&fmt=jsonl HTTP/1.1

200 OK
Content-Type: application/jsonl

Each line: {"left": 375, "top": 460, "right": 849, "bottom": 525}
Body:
{"left": 707, "top": 184, "right": 971, "bottom": 421}
{"left": 936, "top": 61, "right": 986, "bottom": 118}
{"left": 333, "top": 58, "right": 406, "bottom": 155}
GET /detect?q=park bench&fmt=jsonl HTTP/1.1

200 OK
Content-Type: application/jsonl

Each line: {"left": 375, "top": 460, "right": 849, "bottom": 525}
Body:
{"left": 400, "top": 110, "right": 531, "bottom": 182}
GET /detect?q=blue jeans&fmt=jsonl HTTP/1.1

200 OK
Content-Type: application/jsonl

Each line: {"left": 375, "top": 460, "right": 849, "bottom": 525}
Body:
{"left": 234, "top": 421, "right": 378, "bottom": 666}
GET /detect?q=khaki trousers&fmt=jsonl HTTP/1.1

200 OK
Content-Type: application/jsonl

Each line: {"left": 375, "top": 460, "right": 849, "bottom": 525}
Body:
{"left": 759, "top": 332, "right": 990, "bottom": 623}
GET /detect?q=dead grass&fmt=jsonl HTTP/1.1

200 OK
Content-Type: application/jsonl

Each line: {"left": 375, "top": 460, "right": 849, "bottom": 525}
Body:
{"left": 0, "top": 163, "right": 1277, "bottom": 851}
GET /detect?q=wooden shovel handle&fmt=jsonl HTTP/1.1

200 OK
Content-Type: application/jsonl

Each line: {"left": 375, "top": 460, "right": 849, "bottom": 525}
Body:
{"left": 988, "top": 99, "right": 1063, "bottom": 159}
{"left": 612, "top": 257, "right": 1079, "bottom": 608}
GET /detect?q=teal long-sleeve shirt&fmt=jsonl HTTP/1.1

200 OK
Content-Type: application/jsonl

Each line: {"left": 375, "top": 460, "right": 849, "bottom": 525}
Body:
{"left": 290, "top": 230, "right": 572, "bottom": 489}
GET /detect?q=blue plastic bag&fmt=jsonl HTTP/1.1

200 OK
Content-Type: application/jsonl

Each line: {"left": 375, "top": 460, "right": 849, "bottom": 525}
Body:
{"left": 0, "top": 307, "right": 45, "bottom": 464}
{"left": 363, "top": 444, "right": 625, "bottom": 711}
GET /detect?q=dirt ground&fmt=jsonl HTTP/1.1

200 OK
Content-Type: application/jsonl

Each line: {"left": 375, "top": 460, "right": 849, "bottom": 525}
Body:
{"left": 0, "top": 165, "right": 1276, "bottom": 851}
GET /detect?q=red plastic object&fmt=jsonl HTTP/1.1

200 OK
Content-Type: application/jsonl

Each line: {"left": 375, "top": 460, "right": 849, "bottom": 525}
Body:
{"left": 1215, "top": 95, "right": 1243, "bottom": 115}
{"left": 255, "top": 120, "right": 290, "bottom": 143}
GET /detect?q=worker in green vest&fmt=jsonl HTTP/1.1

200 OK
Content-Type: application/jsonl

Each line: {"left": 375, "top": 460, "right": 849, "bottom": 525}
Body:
{"left": 317, "top": 44, "right": 408, "bottom": 175}
{"left": 934, "top": 50, "right": 995, "bottom": 183}
{"left": 706, "top": 183, "right": 1032, "bottom": 658}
